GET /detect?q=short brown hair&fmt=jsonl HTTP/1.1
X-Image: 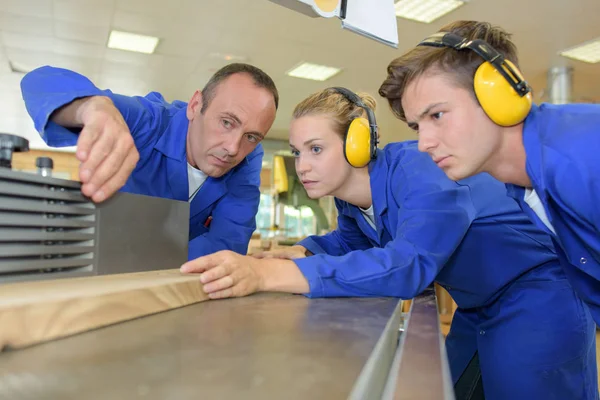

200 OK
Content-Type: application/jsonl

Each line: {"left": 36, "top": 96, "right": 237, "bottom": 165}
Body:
{"left": 201, "top": 63, "right": 279, "bottom": 113}
{"left": 379, "top": 21, "right": 519, "bottom": 121}
{"left": 292, "top": 88, "right": 376, "bottom": 141}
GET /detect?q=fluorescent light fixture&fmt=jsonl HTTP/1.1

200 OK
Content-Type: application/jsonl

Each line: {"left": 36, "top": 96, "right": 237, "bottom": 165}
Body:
{"left": 286, "top": 62, "right": 341, "bottom": 81}
{"left": 107, "top": 30, "right": 159, "bottom": 54}
{"left": 208, "top": 52, "right": 248, "bottom": 62}
{"left": 395, "top": 0, "right": 465, "bottom": 24}
{"left": 560, "top": 38, "right": 600, "bottom": 64}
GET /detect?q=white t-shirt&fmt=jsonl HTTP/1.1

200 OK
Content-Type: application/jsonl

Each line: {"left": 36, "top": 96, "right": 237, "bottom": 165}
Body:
{"left": 187, "top": 162, "right": 208, "bottom": 202}
{"left": 359, "top": 204, "right": 377, "bottom": 231}
{"left": 524, "top": 188, "right": 556, "bottom": 234}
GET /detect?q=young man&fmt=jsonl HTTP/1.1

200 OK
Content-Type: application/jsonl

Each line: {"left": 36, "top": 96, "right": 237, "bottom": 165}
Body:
{"left": 20, "top": 64, "right": 278, "bottom": 259}
{"left": 378, "top": 20, "right": 600, "bottom": 326}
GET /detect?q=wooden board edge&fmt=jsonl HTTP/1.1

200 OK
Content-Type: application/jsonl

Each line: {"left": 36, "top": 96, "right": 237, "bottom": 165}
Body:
{"left": 0, "top": 277, "right": 209, "bottom": 350}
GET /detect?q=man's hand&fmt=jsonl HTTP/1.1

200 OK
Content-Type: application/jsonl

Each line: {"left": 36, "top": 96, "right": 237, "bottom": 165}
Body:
{"left": 251, "top": 245, "right": 309, "bottom": 260}
{"left": 180, "top": 250, "right": 265, "bottom": 299}
{"left": 67, "top": 96, "right": 139, "bottom": 202}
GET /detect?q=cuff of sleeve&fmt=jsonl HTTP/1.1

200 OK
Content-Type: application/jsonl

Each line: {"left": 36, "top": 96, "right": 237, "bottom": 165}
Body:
{"left": 38, "top": 89, "right": 103, "bottom": 134}
{"left": 38, "top": 90, "right": 105, "bottom": 147}
{"left": 296, "top": 237, "right": 326, "bottom": 255}
{"left": 294, "top": 257, "right": 324, "bottom": 298}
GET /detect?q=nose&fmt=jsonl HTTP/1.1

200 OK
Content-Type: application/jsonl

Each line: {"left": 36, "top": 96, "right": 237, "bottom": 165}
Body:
{"left": 417, "top": 129, "right": 438, "bottom": 154}
{"left": 223, "top": 134, "right": 243, "bottom": 157}
{"left": 295, "top": 154, "right": 311, "bottom": 175}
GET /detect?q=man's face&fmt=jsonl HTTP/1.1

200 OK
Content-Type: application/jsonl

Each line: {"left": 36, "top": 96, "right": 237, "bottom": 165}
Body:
{"left": 186, "top": 73, "right": 277, "bottom": 177}
{"left": 402, "top": 70, "right": 503, "bottom": 181}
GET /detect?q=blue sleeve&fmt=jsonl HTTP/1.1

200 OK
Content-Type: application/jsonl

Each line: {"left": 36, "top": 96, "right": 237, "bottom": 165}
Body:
{"left": 294, "top": 164, "right": 476, "bottom": 299}
{"left": 188, "top": 147, "right": 264, "bottom": 258}
{"left": 20, "top": 65, "right": 165, "bottom": 150}
{"left": 297, "top": 201, "right": 372, "bottom": 256}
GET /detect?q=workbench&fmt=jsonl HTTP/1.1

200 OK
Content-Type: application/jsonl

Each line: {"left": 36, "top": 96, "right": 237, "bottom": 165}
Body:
{"left": 0, "top": 289, "right": 453, "bottom": 400}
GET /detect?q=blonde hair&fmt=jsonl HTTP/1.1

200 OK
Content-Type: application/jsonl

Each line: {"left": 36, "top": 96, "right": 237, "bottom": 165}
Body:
{"left": 292, "top": 88, "right": 377, "bottom": 140}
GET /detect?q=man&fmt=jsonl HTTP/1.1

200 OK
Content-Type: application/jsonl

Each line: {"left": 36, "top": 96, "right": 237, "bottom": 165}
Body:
{"left": 378, "top": 20, "right": 600, "bottom": 327}
{"left": 20, "top": 63, "right": 278, "bottom": 259}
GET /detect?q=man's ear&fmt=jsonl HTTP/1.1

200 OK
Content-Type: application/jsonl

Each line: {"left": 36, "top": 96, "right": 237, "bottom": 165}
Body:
{"left": 187, "top": 90, "right": 203, "bottom": 120}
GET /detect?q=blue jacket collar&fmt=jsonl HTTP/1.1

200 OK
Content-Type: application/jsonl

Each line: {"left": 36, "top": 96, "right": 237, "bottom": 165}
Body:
{"left": 369, "top": 148, "right": 389, "bottom": 217}
{"left": 522, "top": 103, "right": 545, "bottom": 192}
{"left": 152, "top": 108, "right": 228, "bottom": 217}
{"left": 338, "top": 149, "right": 390, "bottom": 245}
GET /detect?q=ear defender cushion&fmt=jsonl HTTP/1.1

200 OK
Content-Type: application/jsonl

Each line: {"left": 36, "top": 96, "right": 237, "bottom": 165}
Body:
{"left": 474, "top": 60, "right": 533, "bottom": 126}
{"left": 344, "top": 117, "right": 372, "bottom": 168}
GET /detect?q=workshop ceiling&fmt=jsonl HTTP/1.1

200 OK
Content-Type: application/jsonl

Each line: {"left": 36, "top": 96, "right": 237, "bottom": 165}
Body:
{"left": 0, "top": 0, "right": 598, "bottom": 151}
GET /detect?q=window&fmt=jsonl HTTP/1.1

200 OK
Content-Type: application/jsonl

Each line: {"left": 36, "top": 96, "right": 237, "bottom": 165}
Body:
{"left": 254, "top": 192, "right": 317, "bottom": 239}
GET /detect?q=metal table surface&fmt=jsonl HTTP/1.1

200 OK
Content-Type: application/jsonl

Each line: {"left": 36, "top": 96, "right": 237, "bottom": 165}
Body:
{"left": 0, "top": 293, "right": 401, "bottom": 400}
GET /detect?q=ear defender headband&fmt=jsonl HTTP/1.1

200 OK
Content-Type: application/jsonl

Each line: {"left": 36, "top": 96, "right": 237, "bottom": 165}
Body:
{"left": 417, "top": 32, "right": 533, "bottom": 126}
{"left": 330, "top": 87, "right": 379, "bottom": 168}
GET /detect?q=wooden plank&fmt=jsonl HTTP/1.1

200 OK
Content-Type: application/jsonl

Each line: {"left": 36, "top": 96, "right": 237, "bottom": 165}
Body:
{"left": 0, "top": 269, "right": 209, "bottom": 350}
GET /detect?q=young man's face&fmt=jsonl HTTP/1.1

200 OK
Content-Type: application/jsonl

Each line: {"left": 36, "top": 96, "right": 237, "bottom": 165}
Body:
{"left": 402, "top": 70, "right": 503, "bottom": 181}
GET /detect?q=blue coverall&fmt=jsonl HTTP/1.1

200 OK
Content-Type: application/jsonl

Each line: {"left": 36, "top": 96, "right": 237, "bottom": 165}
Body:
{"left": 295, "top": 141, "right": 598, "bottom": 399}
{"left": 21, "top": 66, "right": 263, "bottom": 259}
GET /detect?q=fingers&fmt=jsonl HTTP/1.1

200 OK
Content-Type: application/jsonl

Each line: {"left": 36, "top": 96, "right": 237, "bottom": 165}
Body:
{"left": 202, "top": 274, "right": 234, "bottom": 294}
{"left": 76, "top": 125, "right": 100, "bottom": 164}
{"left": 252, "top": 250, "right": 303, "bottom": 260}
{"left": 181, "top": 251, "right": 260, "bottom": 300}
{"left": 90, "top": 144, "right": 139, "bottom": 202}
{"left": 207, "top": 288, "right": 233, "bottom": 300}
{"left": 203, "top": 269, "right": 251, "bottom": 299}
{"left": 79, "top": 125, "right": 116, "bottom": 186}
{"left": 251, "top": 252, "right": 270, "bottom": 259}
{"left": 180, "top": 253, "right": 220, "bottom": 274}
{"left": 251, "top": 250, "right": 284, "bottom": 259}
{"left": 80, "top": 126, "right": 136, "bottom": 199}
{"left": 199, "top": 265, "right": 229, "bottom": 284}
{"left": 75, "top": 98, "right": 136, "bottom": 201}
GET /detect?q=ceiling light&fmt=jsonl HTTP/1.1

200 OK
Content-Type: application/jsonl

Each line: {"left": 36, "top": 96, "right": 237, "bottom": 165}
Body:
{"left": 286, "top": 62, "right": 341, "bottom": 81}
{"left": 395, "top": 0, "right": 465, "bottom": 24}
{"left": 560, "top": 38, "right": 600, "bottom": 64}
{"left": 107, "top": 30, "right": 159, "bottom": 54}
{"left": 208, "top": 53, "right": 248, "bottom": 62}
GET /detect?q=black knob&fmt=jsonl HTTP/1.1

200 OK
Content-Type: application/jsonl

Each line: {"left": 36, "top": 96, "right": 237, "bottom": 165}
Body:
{"left": 36, "top": 157, "right": 54, "bottom": 169}
{"left": 0, "top": 133, "right": 29, "bottom": 169}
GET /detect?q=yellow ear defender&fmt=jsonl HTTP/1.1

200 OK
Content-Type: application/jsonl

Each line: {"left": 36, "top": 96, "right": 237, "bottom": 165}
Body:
{"left": 330, "top": 87, "right": 379, "bottom": 168}
{"left": 417, "top": 32, "right": 533, "bottom": 127}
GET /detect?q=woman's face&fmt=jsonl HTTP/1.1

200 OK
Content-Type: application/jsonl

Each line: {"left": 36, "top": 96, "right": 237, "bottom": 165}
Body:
{"left": 289, "top": 114, "right": 354, "bottom": 199}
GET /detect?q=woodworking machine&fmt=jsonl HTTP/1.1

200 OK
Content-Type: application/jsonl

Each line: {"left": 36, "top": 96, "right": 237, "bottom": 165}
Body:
{"left": 0, "top": 133, "right": 190, "bottom": 285}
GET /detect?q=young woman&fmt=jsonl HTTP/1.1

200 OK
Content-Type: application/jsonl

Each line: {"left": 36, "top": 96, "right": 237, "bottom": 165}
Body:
{"left": 181, "top": 87, "right": 597, "bottom": 399}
